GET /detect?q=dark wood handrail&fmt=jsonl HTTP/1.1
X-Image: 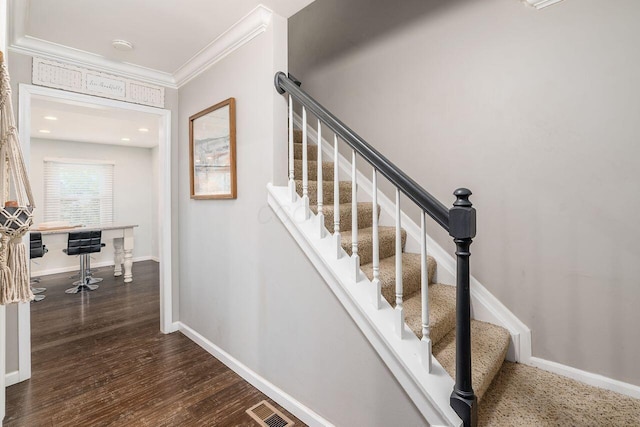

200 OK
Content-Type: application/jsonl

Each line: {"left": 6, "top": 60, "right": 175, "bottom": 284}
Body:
{"left": 275, "top": 71, "right": 450, "bottom": 231}
{"left": 275, "top": 71, "right": 478, "bottom": 427}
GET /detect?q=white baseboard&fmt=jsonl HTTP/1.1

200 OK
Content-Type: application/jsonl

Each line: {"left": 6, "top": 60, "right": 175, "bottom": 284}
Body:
{"left": 164, "top": 321, "right": 180, "bottom": 334}
{"left": 525, "top": 356, "right": 640, "bottom": 400}
{"left": 34, "top": 256, "right": 157, "bottom": 277}
{"left": 177, "top": 322, "right": 335, "bottom": 427}
{"left": 5, "top": 370, "right": 20, "bottom": 387}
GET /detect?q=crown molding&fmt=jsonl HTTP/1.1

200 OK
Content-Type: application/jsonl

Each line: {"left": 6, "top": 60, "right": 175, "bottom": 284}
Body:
{"left": 10, "top": 36, "right": 177, "bottom": 88}
{"left": 173, "top": 5, "right": 272, "bottom": 87}
{"left": 523, "top": 0, "right": 565, "bottom": 9}
{"left": 7, "top": 1, "right": 274, "bottom": 89}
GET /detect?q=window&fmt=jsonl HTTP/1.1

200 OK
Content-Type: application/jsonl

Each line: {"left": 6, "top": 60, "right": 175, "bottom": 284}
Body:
{"left": 44, "top": 159, "right": 114, "bottom": 226}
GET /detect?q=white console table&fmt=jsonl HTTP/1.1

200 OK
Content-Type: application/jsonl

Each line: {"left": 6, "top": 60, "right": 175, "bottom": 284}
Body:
{"left": 38, "top": 224, "right": 138, "bottom": 283}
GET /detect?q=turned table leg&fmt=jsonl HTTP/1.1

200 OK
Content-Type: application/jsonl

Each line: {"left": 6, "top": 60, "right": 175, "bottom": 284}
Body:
{"left": 113, "top": 238, "right": 124, "bottom": 277}
{"left": 123, "top": 228, "right": 134, "bottom": 283}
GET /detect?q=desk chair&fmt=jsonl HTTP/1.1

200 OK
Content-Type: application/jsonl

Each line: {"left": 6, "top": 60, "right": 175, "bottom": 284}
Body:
{"left": 63, "top": 230, "right": 105, "bottom": 294}
{"left": 29, "top": 232, "right": 48, "bottom": 302}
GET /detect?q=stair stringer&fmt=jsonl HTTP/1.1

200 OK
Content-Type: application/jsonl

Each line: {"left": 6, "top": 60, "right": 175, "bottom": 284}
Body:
{"left": 294, "top": 113, "right": 532, "bottom": 363}
{"left": 267, "top": 184, "right": 462, "bottom": 427}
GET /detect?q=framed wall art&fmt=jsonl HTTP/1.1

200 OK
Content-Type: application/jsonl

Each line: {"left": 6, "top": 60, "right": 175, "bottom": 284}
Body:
{"left": 189, "top": 98, "right": 237, "bottom": 199}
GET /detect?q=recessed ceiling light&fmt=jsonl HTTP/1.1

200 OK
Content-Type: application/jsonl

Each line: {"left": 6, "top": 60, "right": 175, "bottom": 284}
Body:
{"left": 39, "top": 129, "right": 51, "bottom": 134}
{"left": 121, "top": 137, "right": 130, "bottom": 141}
{"left": 138, "top": 127, "right": 149, "bottom": 133}
{"left": 44, "top": 116, "right": 58, "bottom": 121}
{"left": 112, "top": 39, "right": 134, "bottom": 51}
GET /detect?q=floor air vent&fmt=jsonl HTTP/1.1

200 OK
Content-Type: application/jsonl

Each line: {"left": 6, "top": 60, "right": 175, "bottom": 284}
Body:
{"left": 246, "top": 400, "right": 294, "bottom": 427}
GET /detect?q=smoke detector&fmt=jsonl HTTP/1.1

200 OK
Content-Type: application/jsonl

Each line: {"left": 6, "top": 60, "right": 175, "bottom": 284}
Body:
{"left": 112, "top": 39, "right": 134, "bottom": 51}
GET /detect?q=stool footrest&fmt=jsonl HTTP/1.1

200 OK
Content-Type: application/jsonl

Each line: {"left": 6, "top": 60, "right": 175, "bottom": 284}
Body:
{"left": 65, "top": 283, "right": 99, "bottom": 294}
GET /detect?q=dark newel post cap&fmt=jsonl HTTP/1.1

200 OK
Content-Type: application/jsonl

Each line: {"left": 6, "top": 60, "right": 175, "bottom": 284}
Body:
{"left": 453, "top": 188, "right": 473, "bottom": 207}
{"left": 449, "top": 188, "right": 476, "bottom": 239}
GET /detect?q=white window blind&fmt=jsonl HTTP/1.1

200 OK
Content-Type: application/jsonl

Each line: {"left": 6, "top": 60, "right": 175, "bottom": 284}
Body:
{"left": 44, "top": 159, "right": 114, "bottom": 226}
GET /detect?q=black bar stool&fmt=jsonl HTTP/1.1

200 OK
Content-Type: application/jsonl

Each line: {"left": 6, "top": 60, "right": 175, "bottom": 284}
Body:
{"left": 63, "top": 230, "right": 106, "bottom": 294}
{"left": 29, "top": 231, "right": 48, "bottom": 302}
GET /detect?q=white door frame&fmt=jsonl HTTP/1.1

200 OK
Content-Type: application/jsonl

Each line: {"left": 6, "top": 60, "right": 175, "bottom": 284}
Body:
{"left": 14, "top": 84, "right": 176, "bottom": 383}
{"left": 1, "top": 0, "right": 8, "bottom": 421}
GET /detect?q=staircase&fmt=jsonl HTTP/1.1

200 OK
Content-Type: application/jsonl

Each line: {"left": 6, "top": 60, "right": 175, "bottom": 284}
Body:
{"left": 268, "top": 71, "right": 514, "bottom": 426}
{"left": 268, "top": 73, "right": 640, "bottom": 427}
{"left": 293, "top": 128, "right": 510, "bottom": 402}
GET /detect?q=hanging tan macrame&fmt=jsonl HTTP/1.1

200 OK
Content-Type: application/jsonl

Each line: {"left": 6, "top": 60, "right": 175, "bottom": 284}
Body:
{"left": 0, "top": 51, "right": 36, "bottom": 305}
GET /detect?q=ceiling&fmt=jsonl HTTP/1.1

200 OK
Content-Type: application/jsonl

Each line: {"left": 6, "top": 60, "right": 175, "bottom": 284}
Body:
{"left": 9, "top": 0, "right": 314, "bottom": 86}
{"left": 12, "top": 1, "right": 315, "bottom": 146}
{"left": 31, "top": 96, "right": 161, "bottom": 148}
{"left": 23, "top": 0, "right": 306, "bottom": 74}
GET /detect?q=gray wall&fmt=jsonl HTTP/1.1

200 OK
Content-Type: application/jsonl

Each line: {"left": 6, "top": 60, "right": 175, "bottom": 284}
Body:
{"left": 177, "top": 15, "right": 426, "bottom": 426}
{"left": 289, "top": 0, "right": 640, "bottom": 385}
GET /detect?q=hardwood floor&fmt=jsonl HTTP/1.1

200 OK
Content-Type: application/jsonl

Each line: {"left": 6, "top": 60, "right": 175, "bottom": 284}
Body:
{"left": 6, "top": 261, "right": 304, "bottom": 426}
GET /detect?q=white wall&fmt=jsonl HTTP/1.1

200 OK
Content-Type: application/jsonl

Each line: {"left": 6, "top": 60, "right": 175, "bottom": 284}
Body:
{"left": 289, "top": 0, "right": 640, "bottom": 386}
{"left": 177, "top": 14, "right": 426, "bottom": 426}
{"left": 29, "top": 138, "right": 156, "bottom": 275}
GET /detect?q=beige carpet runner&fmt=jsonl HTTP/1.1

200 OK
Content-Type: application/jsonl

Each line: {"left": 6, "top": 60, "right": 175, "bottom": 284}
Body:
{"left": 292, "top": 130, "right": 640, "bottom": 426}
{"left": 293, "top": 130, "right": 510, "bottom": 400}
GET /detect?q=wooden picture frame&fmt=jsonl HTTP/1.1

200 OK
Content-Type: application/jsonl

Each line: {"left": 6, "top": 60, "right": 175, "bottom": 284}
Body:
{"left": 189, "top": 98, "right": 237, "bottom": 199}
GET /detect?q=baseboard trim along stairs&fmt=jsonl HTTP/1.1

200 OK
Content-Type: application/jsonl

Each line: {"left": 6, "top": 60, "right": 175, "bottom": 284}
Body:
{"left": 294, "top": 112, "right": 532, "bottom": 364}
{"left": 267, "top": 183, "right": 461, "bottom": 426}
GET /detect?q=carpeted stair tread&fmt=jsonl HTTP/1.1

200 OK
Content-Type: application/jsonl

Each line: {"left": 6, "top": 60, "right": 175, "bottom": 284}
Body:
{"left": 295, "top": 179, "right": 351, "bottom": 204}
{"left": 404, "top": 283, "right": 457, "bottom": 345}
{"left": 295, "top": 159, "right": 334, "bottom": 181}
{"left": 312, "top": 203, "right": 378, "bottom": 232}
{"left": 341, "top": 226, "right": 406, "bottom": 265}
{"left": 479, "top": 361, "right": 640, "bottom": 426}
{"left": 362, "top": 253, "right": 436, "bottom": 305}
{"left": 433, "top": 320, "right": 510, "bottom": 401}
{"left": 294, "top": 142, "right": 318, "bottom": 161}
{"left": 294, "top": 129, "right": 303, "bottom": 144}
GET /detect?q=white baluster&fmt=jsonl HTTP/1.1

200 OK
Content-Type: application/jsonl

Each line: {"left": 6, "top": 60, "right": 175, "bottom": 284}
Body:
{"left": 351, "top": 149, "right": 360, "bottom": 281}
{"left": 301, "top": 106, "right": 310, "bottom": 219}
{"left": 333, "top": 134, "right": 341, "bottom": 258}
{"left": 371, "top": 169, "right": 381, "bottom": 309}
{"left": 395, "top": 188, "right": 404, "bottom": 337}
{"left": 288, "top": 95, "right": 295, "bottom": 202}
{"left": 317, "top": 119, "right": 324, "bottom": 238}
{"left": 421, "top": 211, "right": 432, "bottom": 372}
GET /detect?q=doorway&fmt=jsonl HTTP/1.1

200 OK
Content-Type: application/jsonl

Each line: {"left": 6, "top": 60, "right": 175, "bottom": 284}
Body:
{"left": 13, "top": 84, "right": 174, "bottom": 382}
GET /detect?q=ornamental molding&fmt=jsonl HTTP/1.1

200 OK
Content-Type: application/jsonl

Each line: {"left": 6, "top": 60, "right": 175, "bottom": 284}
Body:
{"left": 32, "top": 57, "right": 165, "bottom": 108}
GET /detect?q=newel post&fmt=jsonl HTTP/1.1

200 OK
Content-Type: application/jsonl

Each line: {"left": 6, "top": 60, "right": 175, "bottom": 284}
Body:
{"left": 448, "top": 188, "right": 477, "bottom": 427}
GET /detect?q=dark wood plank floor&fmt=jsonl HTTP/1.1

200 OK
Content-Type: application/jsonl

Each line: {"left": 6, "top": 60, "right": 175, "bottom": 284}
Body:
{"left": 6, "top": 261, "right": 304, "bottom": 426}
